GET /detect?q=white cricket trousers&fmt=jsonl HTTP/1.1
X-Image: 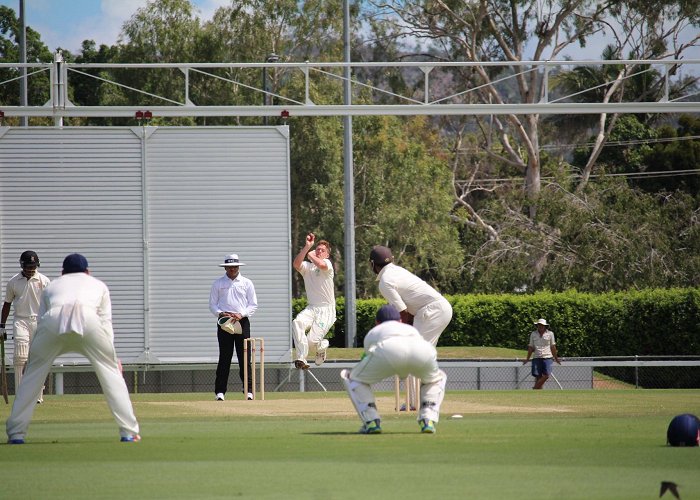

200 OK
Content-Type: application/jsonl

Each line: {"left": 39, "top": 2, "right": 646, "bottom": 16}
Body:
{"left": 414, "top": 297, "right": 453, "bottom": 346}
{"left": 6, "top": 311, "right": 140, "bottom": 441}
{"left": 348, "top": 337, "right": 446, "bottom": 423}
{"left": 292, "top": 304, "right": 336, "bottom": 362}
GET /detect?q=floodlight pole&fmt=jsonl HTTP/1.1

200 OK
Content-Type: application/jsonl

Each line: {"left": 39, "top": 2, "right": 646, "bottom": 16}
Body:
{"left": 19, "top": 0, "right": 27, "bottom": 127}
{"left": 342, "top": 0, "right": 357, "bottom": 347}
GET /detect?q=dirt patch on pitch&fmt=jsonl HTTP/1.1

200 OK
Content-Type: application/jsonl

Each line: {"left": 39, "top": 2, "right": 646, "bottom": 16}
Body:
{"left": 146, "top": 396, "right": 571, "bottom": 417}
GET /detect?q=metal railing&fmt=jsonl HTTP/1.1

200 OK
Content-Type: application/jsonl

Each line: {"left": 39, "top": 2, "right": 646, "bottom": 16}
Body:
{"left": 5, "top": 356, "right": 697, "bottom": 396}
{"left": 1, "top": 56, "right": 699, "bottom": 119}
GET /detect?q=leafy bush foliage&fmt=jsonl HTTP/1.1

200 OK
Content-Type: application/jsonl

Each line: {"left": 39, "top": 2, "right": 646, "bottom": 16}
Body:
{"left": 297, "top": 288, "right": 700, "bottom": 355}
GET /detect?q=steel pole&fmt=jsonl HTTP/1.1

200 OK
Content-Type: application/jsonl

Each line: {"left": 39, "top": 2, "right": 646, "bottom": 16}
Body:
{"left": 19, "top": 0, "right": 28, "bottom": 127}
{"left": 342, "top": 0, "right": 356, "bottom": 347}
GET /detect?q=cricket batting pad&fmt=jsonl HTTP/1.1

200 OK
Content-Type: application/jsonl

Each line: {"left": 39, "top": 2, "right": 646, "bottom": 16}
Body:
{"left": 341, "top": 369, "right": 379, "bottom": 423}
{"left": 419, "top": 369, "right": 447, "bottom": 423}
{"left": 14, "top": 340, "right": 29, "bottom": 390}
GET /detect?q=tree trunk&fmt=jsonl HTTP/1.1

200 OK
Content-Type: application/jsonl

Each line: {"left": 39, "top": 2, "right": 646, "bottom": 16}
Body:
{"left": 524, "top": 157, "right": 541, "bottom": 219}
{"left": 524, "top": 114, "right": 541, "bottom": 218}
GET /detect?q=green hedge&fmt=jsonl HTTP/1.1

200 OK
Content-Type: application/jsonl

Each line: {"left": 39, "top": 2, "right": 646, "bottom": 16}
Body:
{"left": 293, "top": 288, "right": 700, "bottom": 356}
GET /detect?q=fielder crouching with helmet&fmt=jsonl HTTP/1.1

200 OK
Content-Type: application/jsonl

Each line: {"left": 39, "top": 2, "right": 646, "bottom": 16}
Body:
{"left": 1, "top": 250, "right": 50, "bottom": 402}
{"left": 341, "top": 304, "right": 447, "bottom": 434}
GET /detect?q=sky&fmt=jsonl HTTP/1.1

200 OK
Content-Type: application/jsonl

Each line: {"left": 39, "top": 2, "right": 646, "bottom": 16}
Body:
{"left": 0, "top": 0, "right": 697, "bottom": 63}
{"left": 0, "top": 0, "right": 228, "bottom": 53}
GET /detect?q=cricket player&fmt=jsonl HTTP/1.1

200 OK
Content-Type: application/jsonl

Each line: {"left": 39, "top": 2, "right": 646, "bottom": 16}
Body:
{"left": 6, "top": 254, "right": 140, "bottom": 444}
{"left": 0, "top": 250, "right": 50, "bottom": 402}
{"left": 369, "top": 245, "right": 452, "bottom": 410}
{"left": 369, "top": 245, "right": 452, "bottom": 346}
{"left": 292, "top": 233, "right": 336, "bottom": 369}
{"left": 341, "top": 304, "right": 447, "bottom": 434}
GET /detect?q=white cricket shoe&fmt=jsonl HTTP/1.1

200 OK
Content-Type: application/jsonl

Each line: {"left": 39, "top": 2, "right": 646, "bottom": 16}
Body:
{"left": 247, "top": 392, "right": 254, "bottom": 400}
{"left": 314, "top": 348, "right": 327, "bottom": 366}
{"left": 215, "top": 393, "right": 225, "bottom": 401}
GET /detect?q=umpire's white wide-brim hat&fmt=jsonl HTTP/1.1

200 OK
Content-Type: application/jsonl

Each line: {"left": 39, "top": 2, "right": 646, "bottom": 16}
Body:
{"left": 534, "top": 318, "right": 549, "bottom": 326}
{"left": 218, "top": 254, "right": 246, "bottom": 267}
{"left": 218, "top": 316, "right": 243, "bottom": 334}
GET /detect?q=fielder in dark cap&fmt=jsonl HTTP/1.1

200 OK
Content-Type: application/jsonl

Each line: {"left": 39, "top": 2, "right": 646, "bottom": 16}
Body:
{"left": 6, "top": 253, "right": 140, "bottom": 444}
{"left": 375, "top": 303, "right": 401, "bottom": 323}
{"left": 1, "top": 250, "right": 51, "bottom": 400}
{"left": 341, "top": 304, "right": 447, "bottom": 434}
{"left": 62, "top": 253, "right": 89, "bottom": 274}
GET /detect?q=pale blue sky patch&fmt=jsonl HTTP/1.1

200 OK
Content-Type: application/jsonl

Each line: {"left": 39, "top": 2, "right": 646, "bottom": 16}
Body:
{"left": 1, "top": 0, "right": 696, "bottom": 64}
{"left": 0, "top": 0, "right": 227, "bottom": 53}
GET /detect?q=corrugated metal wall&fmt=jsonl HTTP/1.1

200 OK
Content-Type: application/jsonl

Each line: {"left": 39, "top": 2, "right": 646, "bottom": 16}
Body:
{"left": 0, "top": 126, "right": 292, "bottom": 364}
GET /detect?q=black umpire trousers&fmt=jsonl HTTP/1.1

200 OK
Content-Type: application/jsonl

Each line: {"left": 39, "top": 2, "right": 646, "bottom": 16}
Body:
{"left": 215, "top": 317, "right": 252, "bottom": 395}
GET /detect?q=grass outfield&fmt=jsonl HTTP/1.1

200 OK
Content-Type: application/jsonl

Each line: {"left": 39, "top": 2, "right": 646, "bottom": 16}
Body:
{"left": 1, "top": 390, "right": 699, "bottom": 499}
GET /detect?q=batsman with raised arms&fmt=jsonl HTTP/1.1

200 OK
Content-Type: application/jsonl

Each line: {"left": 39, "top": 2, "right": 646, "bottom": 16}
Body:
{"left": 1, "top": 251, "right": 50, "bottom": 403}
{"left": 292, "top": 233, "right": 336, "bottom": 370}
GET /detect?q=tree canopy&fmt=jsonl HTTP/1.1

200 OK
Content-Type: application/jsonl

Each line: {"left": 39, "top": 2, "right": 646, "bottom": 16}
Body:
{"left": 0, "top": 0, "right": 698, "bottom": 299}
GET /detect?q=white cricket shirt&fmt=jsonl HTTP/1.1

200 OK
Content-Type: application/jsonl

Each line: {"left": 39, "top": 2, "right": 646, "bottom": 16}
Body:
{"left": 299, "top": 259, "right": 335, "bottom": 306}
{"left": 39, "top": 272, "right": 112, "bottom": 335}
{"left": 209, "top": 273, "right": 258, "bottom": 317}
{"left": 363, "top": 319, "right": 425, "bottom": 350}
{"left": 377, "top": 263, "right": 443, "bottom": 315}
{"left": 3, "top": 272, "right": 51, "bottom": 318}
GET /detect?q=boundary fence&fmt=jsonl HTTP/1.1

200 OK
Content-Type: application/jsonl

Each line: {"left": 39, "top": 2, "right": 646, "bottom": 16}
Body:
{"left": 4, "top": 356, "right": 697, "bottom": 396}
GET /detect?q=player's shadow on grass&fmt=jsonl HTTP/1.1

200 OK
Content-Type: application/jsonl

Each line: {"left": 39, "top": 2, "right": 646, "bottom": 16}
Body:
{"left": 303, "top": 432, "right": 418, "bottom": 436}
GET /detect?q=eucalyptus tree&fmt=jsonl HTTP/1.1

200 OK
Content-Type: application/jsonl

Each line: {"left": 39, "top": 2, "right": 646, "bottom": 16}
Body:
{"left": 360, "top": 0, "right": 700, "bottom": 293}
{"left": 550, "top": 0, "right": 700, "bottom": 193}
{"left": 112, "top": 0, "right": 201, "bottom": 123}
{"left": 365, "top": 0, "right": 700, "bottom": 210}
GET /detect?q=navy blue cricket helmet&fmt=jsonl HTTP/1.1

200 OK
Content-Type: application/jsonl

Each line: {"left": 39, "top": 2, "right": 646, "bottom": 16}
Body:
{"left": 667, "top": 413, "right": 700, "bottom": 447}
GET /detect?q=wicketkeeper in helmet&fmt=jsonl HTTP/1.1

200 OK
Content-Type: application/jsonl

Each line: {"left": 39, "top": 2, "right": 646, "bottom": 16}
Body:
{"left": 341, "top": 304, "right": 447, "bottom": 434}
{"left": 1, "top": 251, "right": 51, "bottom": 402}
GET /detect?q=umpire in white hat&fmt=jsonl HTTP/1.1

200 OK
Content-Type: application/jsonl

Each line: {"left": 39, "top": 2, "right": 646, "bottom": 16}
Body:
{"left": 209, "top": 254, "right": 258, "bottom": 401}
